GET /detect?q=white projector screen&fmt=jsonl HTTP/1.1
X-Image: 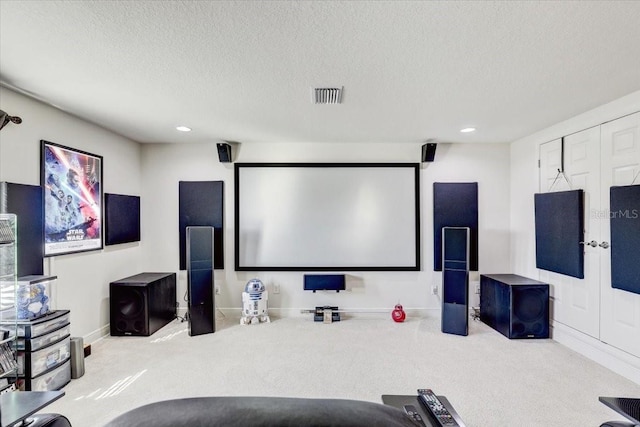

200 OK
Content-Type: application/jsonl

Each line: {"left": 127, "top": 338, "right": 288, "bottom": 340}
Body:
{"left": 234, "top": 163, "right": 420, "bottom": 271}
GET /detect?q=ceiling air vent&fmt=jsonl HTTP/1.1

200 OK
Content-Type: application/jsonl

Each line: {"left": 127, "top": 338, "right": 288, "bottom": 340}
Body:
{"left": 312, "top": 87, "right": 343, "bottom": 104}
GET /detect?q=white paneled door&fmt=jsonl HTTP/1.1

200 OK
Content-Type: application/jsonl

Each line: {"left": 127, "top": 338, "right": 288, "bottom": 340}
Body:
{"left": 538, "top": 127, "right": 601, "bottom": 339}
{"left": 600, "top": 112, "right": 640, "bottom": 357}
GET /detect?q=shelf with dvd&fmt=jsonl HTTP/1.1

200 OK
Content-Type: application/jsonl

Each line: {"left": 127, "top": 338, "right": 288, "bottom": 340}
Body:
{"left": 0, "top": 213, "right": 18, "bottom": 393}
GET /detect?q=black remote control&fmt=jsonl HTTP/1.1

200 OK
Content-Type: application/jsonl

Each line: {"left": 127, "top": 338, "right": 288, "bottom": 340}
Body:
{"left": 403, "top": 404, "right": 427, "bottom": 426}
{"left": 417, "top": 389, "right": 459, "bottom": 426}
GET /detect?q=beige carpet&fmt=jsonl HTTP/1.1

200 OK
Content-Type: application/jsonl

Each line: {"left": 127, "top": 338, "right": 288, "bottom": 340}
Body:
{"left": 45, "top": 313, "right": 640, "bottom": 426}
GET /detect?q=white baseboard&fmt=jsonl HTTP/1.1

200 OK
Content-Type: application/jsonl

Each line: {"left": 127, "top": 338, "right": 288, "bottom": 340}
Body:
{"left": 83, "top": 324, "right": 110, "bottom": 346}
{"left": 551, "top": 320, "right": 640, "bottom": 386}
{"left": 218, "top": 307, "right": 438, "bottom": 319}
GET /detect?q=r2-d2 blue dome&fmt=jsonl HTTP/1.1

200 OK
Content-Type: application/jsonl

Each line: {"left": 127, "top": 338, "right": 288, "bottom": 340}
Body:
{"left": 245, "top": 278, "right": 265, "bottom": 294}
{"left": 241, "top": 278, "right": 270, "bottom": 325}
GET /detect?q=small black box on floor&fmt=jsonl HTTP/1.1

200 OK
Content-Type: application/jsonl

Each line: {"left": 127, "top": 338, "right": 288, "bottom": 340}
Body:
{"left": 314, "top": 306, "right": 340, "bottom": 322}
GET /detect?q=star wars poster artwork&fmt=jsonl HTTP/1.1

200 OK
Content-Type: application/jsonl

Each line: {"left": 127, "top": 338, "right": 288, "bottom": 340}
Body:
{"left": 41, "top": 140, "right": 103, "bottom": 256}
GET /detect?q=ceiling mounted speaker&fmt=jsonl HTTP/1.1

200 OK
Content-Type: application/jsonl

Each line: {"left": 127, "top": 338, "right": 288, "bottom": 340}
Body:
{"left": 422, "top": 142, "right": 437, "bottom": 162}
{"left": 217, "top": 143, "right": 232, "bottom": 163}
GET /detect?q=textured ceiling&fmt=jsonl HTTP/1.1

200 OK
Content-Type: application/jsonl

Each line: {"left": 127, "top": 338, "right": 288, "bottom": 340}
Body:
{"left": 1, "top": 1, "right": 640, "bottom": 145}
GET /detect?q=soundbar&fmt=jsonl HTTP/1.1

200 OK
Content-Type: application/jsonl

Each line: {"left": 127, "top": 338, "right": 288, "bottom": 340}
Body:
{"left": 303, "top": 274, "right": 346, "bottom": 292}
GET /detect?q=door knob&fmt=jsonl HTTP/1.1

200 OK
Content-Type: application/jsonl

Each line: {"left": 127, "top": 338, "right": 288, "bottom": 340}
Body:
{"left": 580, "top": 240, "right": 598, "bottom": 247}
{"left": 599, "top": 241, "right": 610, "bottom": 249}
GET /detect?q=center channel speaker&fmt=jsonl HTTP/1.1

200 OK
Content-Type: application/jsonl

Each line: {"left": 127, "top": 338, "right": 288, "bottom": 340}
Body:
{"left": 480, "top": 274, "right": 549, "bottom": 339}
{"left": 110, "top": 272, "right": 176, "bottom": 336}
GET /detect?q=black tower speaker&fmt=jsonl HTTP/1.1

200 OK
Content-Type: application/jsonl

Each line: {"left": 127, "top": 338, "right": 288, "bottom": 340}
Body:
{"left": 187, "top": 226, "right": 215, "bottom": 336}
{"left": 110, "top": 272, "right": 176, "bottom": 336}
{"left": 480, "top": 274, "right": 549, "bottom": 339}
{"left": 421, "top": 142, "right": 437, "bottom": 162}
{"left": 441, "top": 227, "right": 469, "bottom": 336}
{"left": 217, "top": 143, "right": 232, "bottom": 163}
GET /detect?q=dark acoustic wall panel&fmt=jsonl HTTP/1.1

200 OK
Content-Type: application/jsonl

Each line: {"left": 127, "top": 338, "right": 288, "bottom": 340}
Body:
{"left": 0, "top": 182, "right": 44, "bottom": 276}
{"left": 534, "top": 190, "right": 584, "bottom": 279}
{"left": 433, "top": 182, "right": 478, "bottom": 271}
{"left": 105, "top": 193, "right": 141, "bottom": 245}
{"left": 179, "top": 181, "right": 223, "bottom": 270}
{"left": 187, "top": 226, "right": 215, "bottom": 336}
{"left": 610, "top": 185, "right": 640, "bottom": 294}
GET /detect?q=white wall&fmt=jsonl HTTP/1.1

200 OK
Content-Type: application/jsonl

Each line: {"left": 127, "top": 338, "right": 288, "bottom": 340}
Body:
{"left": 142, "top": 140, "right": 511, "bottom": 316}
{"left": 0, "top": 87, "right": 143, "bottom": 342}
{"left": 1, "top": 86, "right": 511, "bottom": 343}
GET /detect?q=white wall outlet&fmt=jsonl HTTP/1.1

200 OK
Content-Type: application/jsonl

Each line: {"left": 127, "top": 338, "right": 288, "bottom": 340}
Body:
{"left": 215, "top": 286, "right": 221, "bottom": 295}
{"left": 431, "top": 284, "right": 438, "bottom": 295}
{"left": 475, "top": 284, "right": 481, "bottom": 294}
{"left": 273, "top": 284, "right": 280, "bottom": 294}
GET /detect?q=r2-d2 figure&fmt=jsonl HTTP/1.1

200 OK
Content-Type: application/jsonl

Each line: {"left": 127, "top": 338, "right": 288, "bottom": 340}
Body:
{"left": 240, "top": 278, "right": 271, "bottom": 325}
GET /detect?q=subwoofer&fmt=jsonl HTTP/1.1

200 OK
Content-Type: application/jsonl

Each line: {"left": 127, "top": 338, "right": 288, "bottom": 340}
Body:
{"left": 110, "top": 272, "right": 176, "bottom": 336}
{"left": 480, "top": 274, "right": 549, "bottom": 339}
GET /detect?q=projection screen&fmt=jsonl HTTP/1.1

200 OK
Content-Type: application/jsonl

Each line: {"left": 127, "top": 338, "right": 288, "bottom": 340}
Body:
{"left": 234, "top": 163, "right": 420, "bottom": 271}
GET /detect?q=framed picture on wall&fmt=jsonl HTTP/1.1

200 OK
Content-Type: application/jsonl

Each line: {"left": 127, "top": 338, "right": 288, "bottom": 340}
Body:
{"left": 41, "top": 140, "right": 103, "bottom": 256}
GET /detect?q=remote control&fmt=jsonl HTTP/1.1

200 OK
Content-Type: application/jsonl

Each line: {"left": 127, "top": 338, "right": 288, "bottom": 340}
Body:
{"left": 417, "top": 389, "right": 459, "bottom": 426}
{"left": 402, "top": 404, "right": 427, "bottom": 426}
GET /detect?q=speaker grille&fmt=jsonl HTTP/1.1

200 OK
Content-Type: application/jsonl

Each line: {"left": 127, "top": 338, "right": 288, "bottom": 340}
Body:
{"left": 513, "top": 288, "right": 546, "bottom": 322}
{"left": 116, "top": 289, "right": 144, "bottom": 318}
{"left": 511, "top": 286, "right": 549, "bottom": 338}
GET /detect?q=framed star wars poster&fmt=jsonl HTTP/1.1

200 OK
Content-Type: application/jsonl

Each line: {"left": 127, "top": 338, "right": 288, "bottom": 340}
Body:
{"left": 41, "top": 140, "right": 103, "bottom": 256}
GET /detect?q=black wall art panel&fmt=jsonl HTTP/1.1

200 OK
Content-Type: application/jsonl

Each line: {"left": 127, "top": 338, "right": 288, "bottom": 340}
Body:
{"left": 610, "top": 185, "right": 640, "bottom": 295}
{"left": 433, "top": 182, "right": 478, "bottom": 271}
{"left": 179, "top": 181, "right": 224, "bottom": 270}
{"left": 534, "top": 190, "right": 584, "bottom": 279}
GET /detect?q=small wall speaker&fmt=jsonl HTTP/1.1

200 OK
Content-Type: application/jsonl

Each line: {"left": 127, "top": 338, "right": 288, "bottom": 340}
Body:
{"left": 422, "top": 143, "right": 437, "bottom": 162}
{"left": 217, "top": 143, "right": 232, "bottom": 163}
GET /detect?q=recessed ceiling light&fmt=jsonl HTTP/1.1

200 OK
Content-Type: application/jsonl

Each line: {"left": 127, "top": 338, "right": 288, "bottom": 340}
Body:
{"left": 460, "top": 127, "right": 476, "bottom": 133}
{"left": 176, "top": 126, "right": 191, "bottom": 132}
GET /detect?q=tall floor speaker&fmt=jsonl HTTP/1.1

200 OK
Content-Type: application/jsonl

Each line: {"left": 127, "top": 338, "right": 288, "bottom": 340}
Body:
{"left": 110, "top": 272, "right": 176, "bottom": 336}
{"left": 441, "top": 227, "right": 469, "bottom": 336}
{"left": 480, "top": 274, "right": 549, "bottom": 339}
{"left": 187, "top": 226, "right": 215, "bottom": 336}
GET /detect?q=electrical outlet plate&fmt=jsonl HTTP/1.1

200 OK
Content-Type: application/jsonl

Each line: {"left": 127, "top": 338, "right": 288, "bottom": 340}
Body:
{"left": 273, "top": 284, "right": 280, "bottom": 294}
{"left": 215, "top": 286, "right": 221, "bottom": 295}
{"left": 431, "top": 285, "right": 438, "bottom": 295}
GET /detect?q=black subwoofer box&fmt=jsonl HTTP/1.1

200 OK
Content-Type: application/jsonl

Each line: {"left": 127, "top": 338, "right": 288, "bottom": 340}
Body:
{"left": 480, "top": 274, "right": 549, "bottom": 339}
{"left": 110, "top": 272, "right": 176, "bottom": 336}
